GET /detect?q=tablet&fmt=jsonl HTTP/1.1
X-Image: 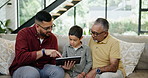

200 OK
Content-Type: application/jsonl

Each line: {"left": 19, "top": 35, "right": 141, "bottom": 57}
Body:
{"left": 56, "top": 56, "right": 81, "bottom": 65}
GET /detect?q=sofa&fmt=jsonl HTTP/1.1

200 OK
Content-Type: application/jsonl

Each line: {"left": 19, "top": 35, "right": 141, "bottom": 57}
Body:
{"left": 0, "top": 34, "right": 148, "bottom": 78}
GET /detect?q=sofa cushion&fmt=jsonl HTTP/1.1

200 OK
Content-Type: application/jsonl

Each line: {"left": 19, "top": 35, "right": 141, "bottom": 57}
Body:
{"left": 56, "top": 35, "right": 69, "bottom": 53}
{"left": 112, "top": 35, "right": 148, "bottom": 70}
{"left": 126, "top": 70, "right": 148, "bottom": 78}
{"left": 0, "top": 75, "right": 11, "bottom": 78}
{"left": 120, "top": 40, "right": 145, "bottom": 76}
{"left": 0, "top": 38, "right": 15, "bottom": 75}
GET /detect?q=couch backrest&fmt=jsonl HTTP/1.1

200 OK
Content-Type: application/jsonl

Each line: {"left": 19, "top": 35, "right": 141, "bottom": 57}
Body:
{"left": 0, "top": 34, "right": 17, "bottom": 41}
{"left": 0, "top": 34, "right": 148, "bottom": 70}
{"left": 112, "top": 34, "right": 148, "bottom": 70}
{"left": 56, "top": 35, "right": 91, "bottom": 53}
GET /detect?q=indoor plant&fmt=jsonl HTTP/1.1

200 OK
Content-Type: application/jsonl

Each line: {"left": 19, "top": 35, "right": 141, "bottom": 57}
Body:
{"left": 0, "top": 19, "right": 13, "bottom": 34}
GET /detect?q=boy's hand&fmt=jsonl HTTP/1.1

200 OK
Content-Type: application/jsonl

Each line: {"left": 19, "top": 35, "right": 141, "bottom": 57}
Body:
{"left": 77, "top": 72, "right": 85, "bottom": 78}
{"left": 85, "top": 69, "right": 96, "bottom": 78}
{"left": 62, "top": 61, "right": 75, "bottom": 70}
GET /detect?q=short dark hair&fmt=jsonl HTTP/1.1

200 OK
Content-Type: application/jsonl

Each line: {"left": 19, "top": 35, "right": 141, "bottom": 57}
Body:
{"left": 94, "top": 18, "right": 109, "bottom": 31}
{"left": 35, "top": 10, "right": 52, "bottom": 22}
{"left": 69, "top": 25, "right": 83, "bottom": 39}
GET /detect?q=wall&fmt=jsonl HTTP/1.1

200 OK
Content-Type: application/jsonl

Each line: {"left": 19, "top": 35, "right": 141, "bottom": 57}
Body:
{"left": 0, "top": 0, "right": 17, "bottom": 30}
{"left": 0, "top": 0, "right": 7, "bottom": 21}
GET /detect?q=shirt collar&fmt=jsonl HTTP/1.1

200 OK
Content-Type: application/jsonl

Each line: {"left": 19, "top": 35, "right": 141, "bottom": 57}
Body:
{"left": 32, "top": 24, "right": 39, "bottom": 37}
{"left": 98, "top": 34, "right": 110, "bottom": 44}
{"left": 68, "top": 42, "right": 84, "bottom": 49}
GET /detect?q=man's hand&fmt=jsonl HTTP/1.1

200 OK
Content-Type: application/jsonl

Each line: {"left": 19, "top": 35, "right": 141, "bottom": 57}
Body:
{"left": 36, "top": 49, "right": 62, "bottom": 60}
{"left": 85, "top": 69, "right": 96, "bottom": 78}
{"left": 62, "top": 61, "right": 75, "bottom": 70}
{"left": 45, "top": 49, "right": 62, "bottom": 57}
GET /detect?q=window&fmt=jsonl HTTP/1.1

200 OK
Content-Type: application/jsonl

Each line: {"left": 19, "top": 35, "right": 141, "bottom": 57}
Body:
{"left": 138, "top": 0, "right": 148, "bottom": 35}
{"left": 107, "top": 0, "right": 139, "bottom": 35}
{"left": 53, "top": 0, "right": 142, "bottom": 35}
{"left": 17, "top": 0, "right": 55, "bottom": 26}
{"left": 17, "top": 0, "right": 148, "bottom": 35}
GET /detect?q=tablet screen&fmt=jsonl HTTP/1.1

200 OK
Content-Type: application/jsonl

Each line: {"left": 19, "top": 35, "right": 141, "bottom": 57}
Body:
{"left": 56, "top": 56, "right": 81, "bottom": 65}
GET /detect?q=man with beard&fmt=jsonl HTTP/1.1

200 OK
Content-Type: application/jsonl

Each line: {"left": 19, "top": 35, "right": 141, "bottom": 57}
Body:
{"left": 9, "top": 11, "right": 64, "bottom": 78}
{"left": 85, "top": 18, "right": 125, "bottom": 78}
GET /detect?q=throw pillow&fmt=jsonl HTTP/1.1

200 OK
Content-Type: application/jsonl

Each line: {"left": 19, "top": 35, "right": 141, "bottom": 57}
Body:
{"left": 120, "top": 40, "right": 145, "bottom": 76}
{"left": 0, "top": 38, "right": 15, "bottom": 75}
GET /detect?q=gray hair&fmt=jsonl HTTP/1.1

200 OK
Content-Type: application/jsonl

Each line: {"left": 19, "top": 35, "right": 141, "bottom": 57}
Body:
{"left": 94, "top": 18, "right": 109, "bottom": 31}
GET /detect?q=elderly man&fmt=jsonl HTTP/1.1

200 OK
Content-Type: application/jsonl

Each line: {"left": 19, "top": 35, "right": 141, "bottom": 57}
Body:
{"left": 86, "top": 18, "right": 125, "bottom": 78}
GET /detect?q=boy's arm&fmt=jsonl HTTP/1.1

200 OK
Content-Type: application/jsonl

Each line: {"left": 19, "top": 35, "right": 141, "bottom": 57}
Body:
{"left": 62, "top": 46, "right": 67, "bottom": 57}
{"left": 83, "top": 46, "right": 92, "bottom": 73}
{"left": 62, "top": 45, "right": 76, "bottom": 70}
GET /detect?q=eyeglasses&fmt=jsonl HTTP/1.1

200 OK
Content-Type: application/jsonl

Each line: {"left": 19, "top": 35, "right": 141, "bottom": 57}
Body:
{"left": 90, "top": 30, "right": 106, "bottom": 36}
{"left": 36, "top": 23, "right": 56, "bottom": 30}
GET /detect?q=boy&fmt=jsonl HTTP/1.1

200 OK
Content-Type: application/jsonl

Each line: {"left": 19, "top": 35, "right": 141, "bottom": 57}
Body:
{"left": 62, "top": 25, "right": 92, "bottom": 78}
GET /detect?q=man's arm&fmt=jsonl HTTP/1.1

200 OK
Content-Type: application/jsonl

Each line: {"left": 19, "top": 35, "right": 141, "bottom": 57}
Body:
{"left": 98, "top": 58, "right": 120, "bottom": 72}
{"left": 98, "top": 40, "right": 120, "bottom": 73}
{"left": 15, "top": 29, "right": 61, "bottom": 65}
{"left": 36, "top": 49, "right": 62, "bottom": 59}
{"left": 15, "top": 30, "right": 37, "bottom": 65}
{"left": 85, "top": 58, "right": 119, "bottom": 78}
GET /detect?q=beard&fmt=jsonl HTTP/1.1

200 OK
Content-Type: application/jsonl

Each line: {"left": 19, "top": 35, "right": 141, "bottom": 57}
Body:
{"left": 39, "top": 30, "right": 51, "bottom": 38}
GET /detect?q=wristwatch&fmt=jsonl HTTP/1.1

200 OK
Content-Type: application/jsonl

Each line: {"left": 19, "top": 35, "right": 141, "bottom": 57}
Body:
{"left": 96, "top": 68, "right": 102, "bottom": 74}
{"left": 42, "top": 48, "right": 46, "bottom": 56}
